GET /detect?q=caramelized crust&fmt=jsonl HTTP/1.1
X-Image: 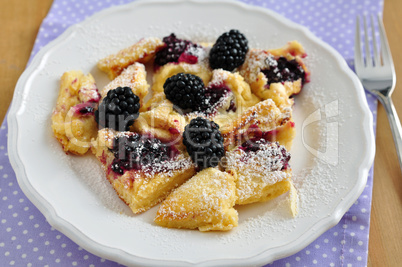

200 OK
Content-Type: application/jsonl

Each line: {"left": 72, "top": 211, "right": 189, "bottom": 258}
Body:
{"left": 97, "top": 37, "right": 164, "bottom": 80}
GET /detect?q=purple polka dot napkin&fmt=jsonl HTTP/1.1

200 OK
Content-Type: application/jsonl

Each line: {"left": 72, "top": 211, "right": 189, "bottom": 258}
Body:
{"left": 0, "top": 0, "right": 381, "bottom": 266}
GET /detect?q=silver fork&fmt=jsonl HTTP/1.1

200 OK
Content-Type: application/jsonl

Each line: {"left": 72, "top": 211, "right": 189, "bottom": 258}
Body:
{"left": 354, "top": 14, "right": 402, "bottom": 173}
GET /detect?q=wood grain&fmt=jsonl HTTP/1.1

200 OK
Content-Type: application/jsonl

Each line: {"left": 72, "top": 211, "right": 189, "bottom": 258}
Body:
{"left": 368, "top": 0, "right": 402, "bottom": 266}
{"left": 0, "top": 0, "right": 401, "bottom": 266}
{"left": 0, "top": 0, "right": 53, "bottom": 123}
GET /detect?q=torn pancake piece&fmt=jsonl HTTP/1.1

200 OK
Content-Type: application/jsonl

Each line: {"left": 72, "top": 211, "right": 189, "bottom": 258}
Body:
{"left": 154, "top": 168, "right": 238, "bottom": 231}
{"left": 97, "top": 37, "right": 164, "bottom": 80}
{"left": 92, "top": 128, "right": 196, "bottom": 214}
{"left": 224, "top": 140, "right": 292, "bottom": 205}
{"left": 51, "top": 70, "right": 100, "bottom": 155}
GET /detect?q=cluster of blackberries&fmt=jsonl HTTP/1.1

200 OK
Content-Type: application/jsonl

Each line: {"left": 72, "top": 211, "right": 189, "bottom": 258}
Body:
{"left": 183, "top": 117, "right": 225, "bottom": 169}
{"left": 110, "top": 134, "right": 170, "bottom": 174}
{"left": 95, "top": 87, "right": 140, "bottom": 131}
{"left": 209, "top": 29, "right": 249, "bottom": 71}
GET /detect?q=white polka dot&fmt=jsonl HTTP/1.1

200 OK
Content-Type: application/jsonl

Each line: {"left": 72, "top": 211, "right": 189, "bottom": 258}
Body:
{"left": 306, "top": 250, "right": 310, "bottom": 255}
{"left": 352, "top": 216, "right": 357, "bottom": 221}
{"left": 67, "top": 252, "right": 72, "bottom": 257}
{"left": 313, "top": 260, "right": 317, "bottom": 264}
{"left": 350, "top": 248, "right": 354, "bottom": 252}
{"left": 323, "top": 253, "right": 327, "bottom": 258}
{"left": 360, "top": 225, "right": 365, "bottom": 230}
{"left": 351, "top": 232, "right": 355, "bottom": 236}
{"left": 332, "top": 247, "right": 337, "bottom": 252}
{"left": 361, "top": 208, "right": 366, "bottom": 213}
{"left": 358, "top": 241, "right": 363, "bottom": 246}
{"left": 357, "top": 256, "right": 362, "bottom": 261}
{"left": 21, "top": 254, "right": 26, "bottom": 258}
{"left": 324, "top": 238, "right": 329, "bottom": 243}
{"left": 295, "top": 257, "right": 300, "bottom": 261}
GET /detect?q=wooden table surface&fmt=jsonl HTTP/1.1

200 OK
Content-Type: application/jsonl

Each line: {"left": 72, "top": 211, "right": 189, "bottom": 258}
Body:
{"left": 1, "top": 0, "right": 401, "bottom": 266}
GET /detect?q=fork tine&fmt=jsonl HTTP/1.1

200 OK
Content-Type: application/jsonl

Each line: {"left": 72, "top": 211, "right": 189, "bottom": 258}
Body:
{"left": 363, "top": 15, "right": 372, "bottom": 67}
{"left": 377, "top": 13, "right": 394, "bottom": 68}
{"left": 354, "top": 15, "right": 364, "bottom": 72}
{"left": 370, "top": 14, "right": 380, "bottom": 66}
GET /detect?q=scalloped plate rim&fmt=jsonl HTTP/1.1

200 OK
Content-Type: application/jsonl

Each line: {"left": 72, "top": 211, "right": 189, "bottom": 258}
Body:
{"left": 7, "top": 0, "right": 375, "bottom": 266}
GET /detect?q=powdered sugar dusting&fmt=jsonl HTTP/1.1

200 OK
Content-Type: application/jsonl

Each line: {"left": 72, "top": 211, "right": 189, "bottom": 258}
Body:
{"left": 129, "top": 155, "right": 193, "bottom": 179}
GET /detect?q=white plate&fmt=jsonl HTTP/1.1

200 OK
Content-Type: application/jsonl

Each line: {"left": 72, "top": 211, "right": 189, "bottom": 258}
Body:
{"left": 8, "top": 0, "right": 375, "bottom": 266}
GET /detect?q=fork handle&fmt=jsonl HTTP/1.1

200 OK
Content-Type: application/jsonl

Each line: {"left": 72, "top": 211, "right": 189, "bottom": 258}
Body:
{"left": 378, "top": 95, "right": 402, "bottom": 173}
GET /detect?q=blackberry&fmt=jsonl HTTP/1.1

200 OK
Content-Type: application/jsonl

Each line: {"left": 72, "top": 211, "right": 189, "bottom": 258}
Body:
{"left": 183, "top": 117, "right": 225, "bottom": 169}
{"left": 155, "top": 34, "right": 193, "bottom": 66}
{"left": 209, "top": 29, "right": 249, "bottom": 71}
{"left": 110, "top": 134, "right": 172, "bottom": 174}
{"left": 95, "top": 87, "right": 140, "bottom": 131}
{"left": 262, "top": 57, "right": 306, "bottom": 85}
{"left": 163, "top": 73, "right": 206, "bottom": 111}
